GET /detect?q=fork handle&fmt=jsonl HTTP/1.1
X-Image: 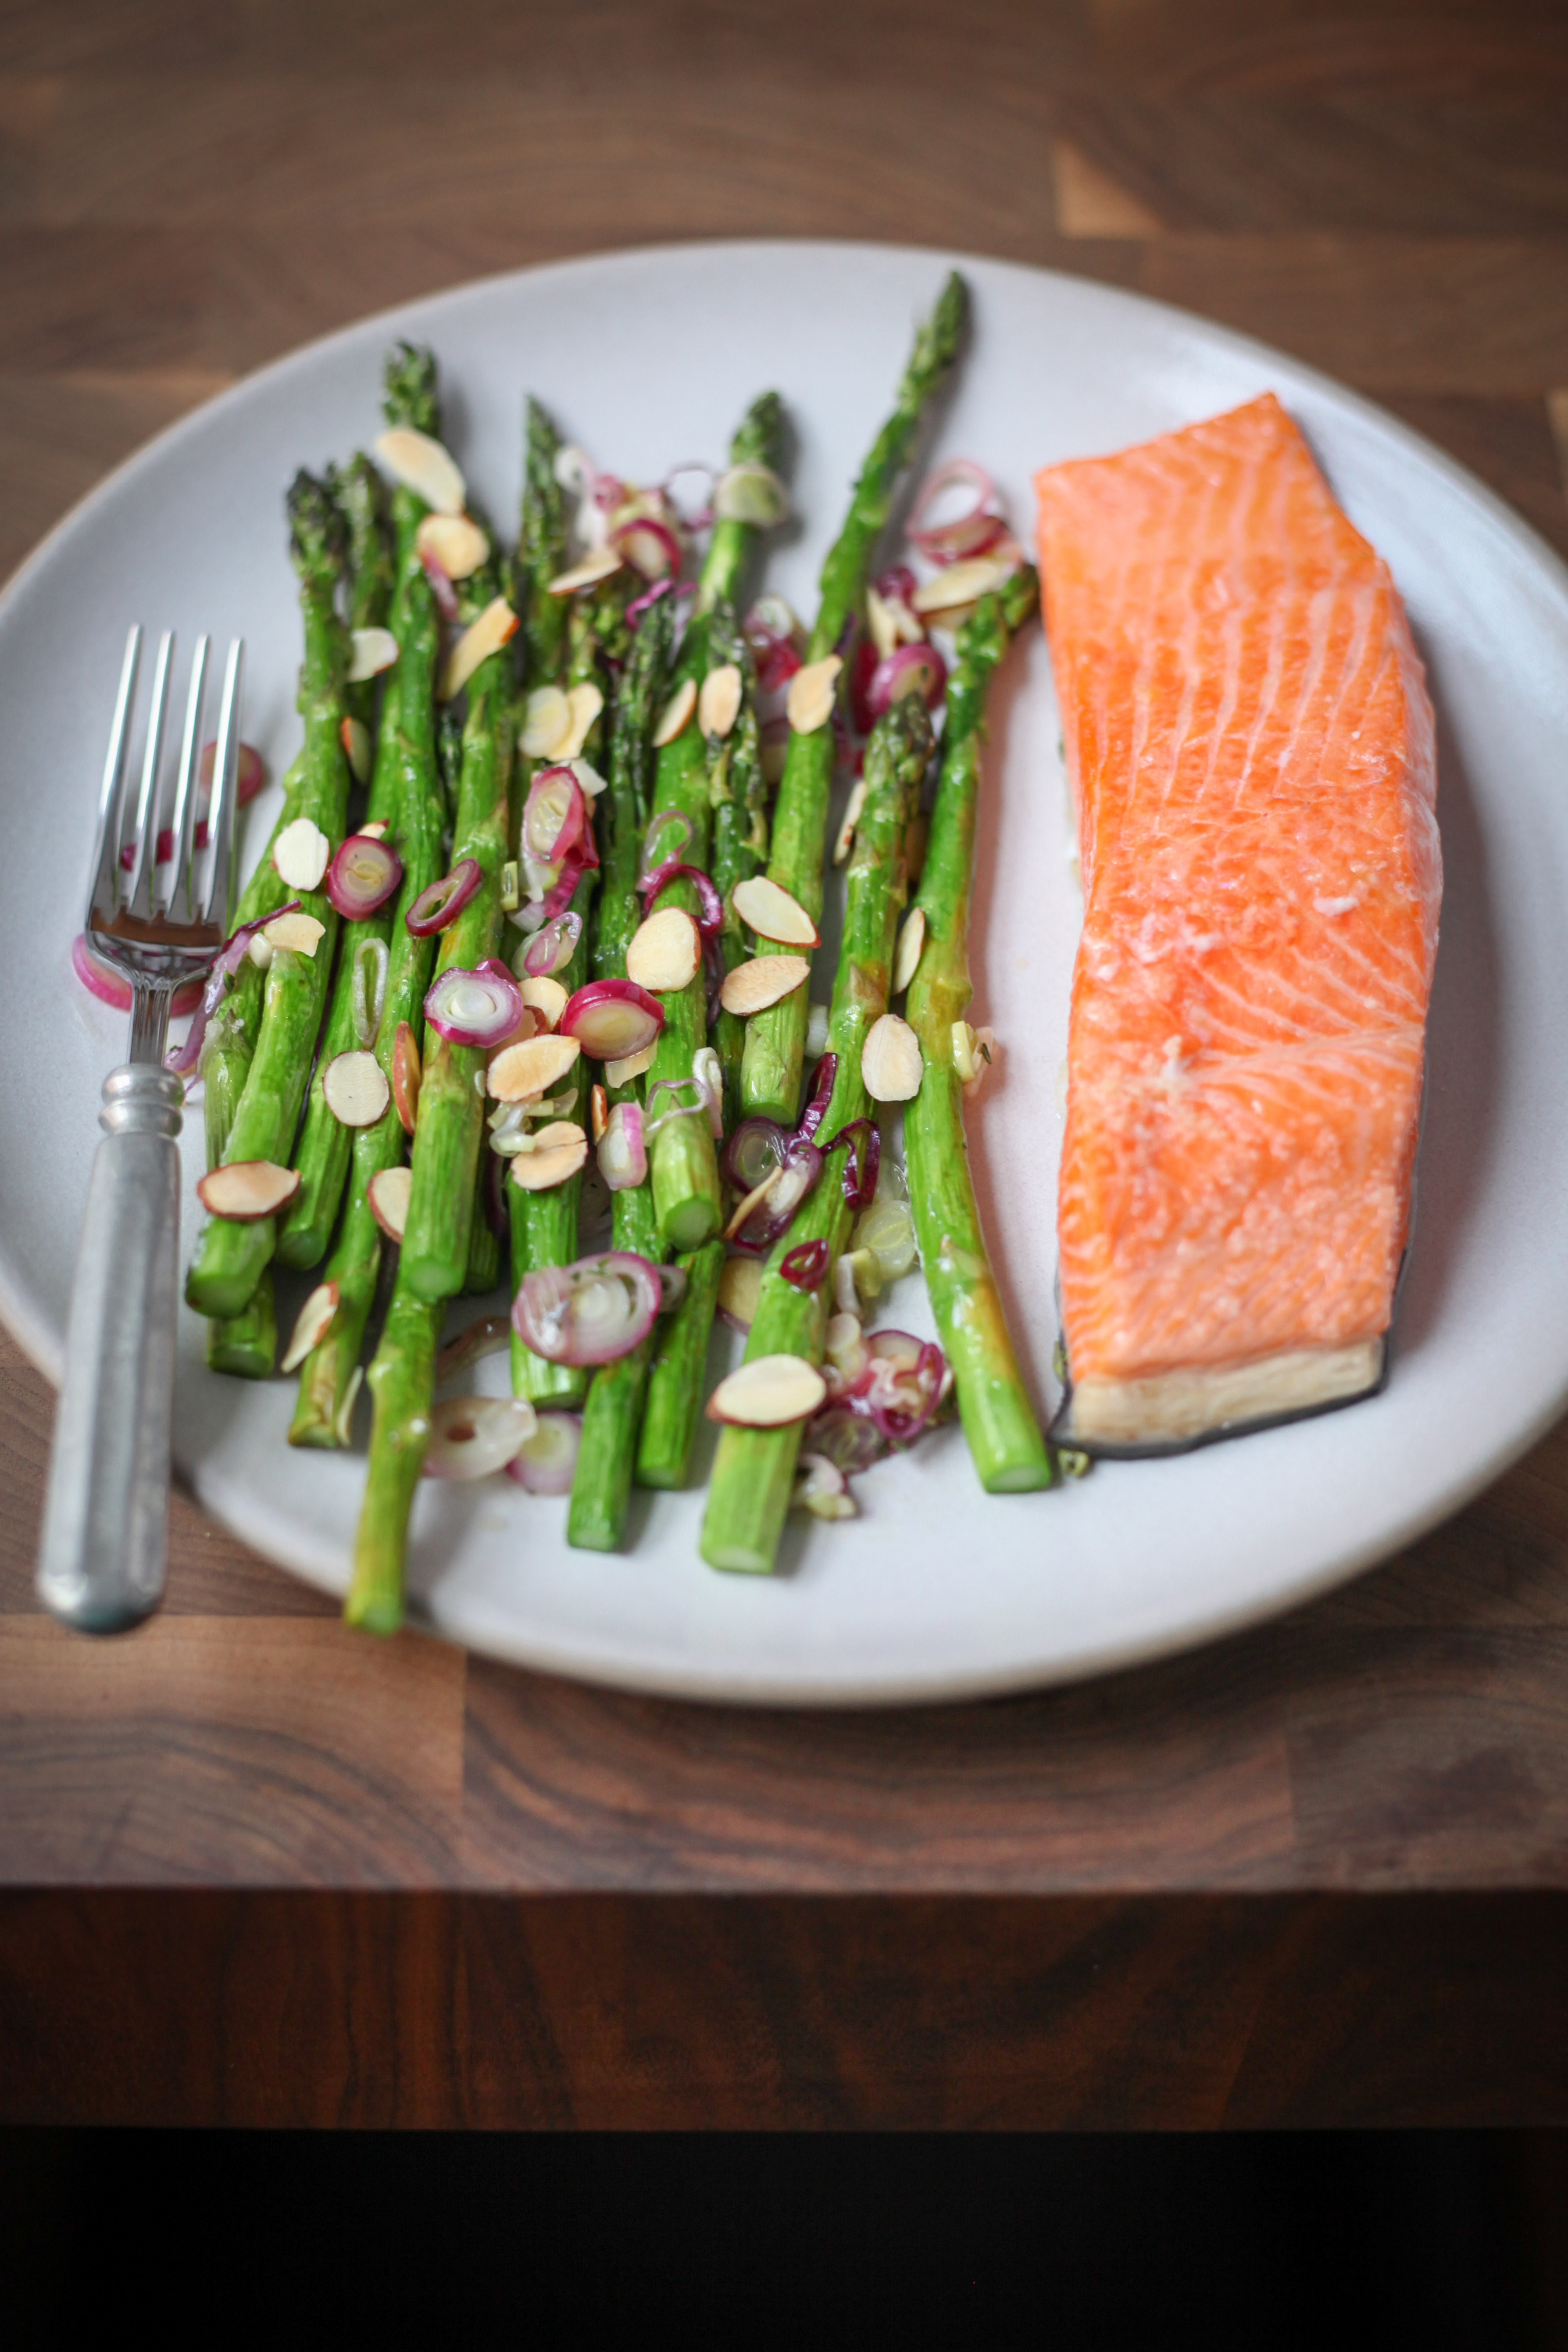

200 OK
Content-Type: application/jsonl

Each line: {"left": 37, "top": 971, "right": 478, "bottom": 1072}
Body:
{"left": 37, "top": 1065, "right": 184, "bottom": 1633}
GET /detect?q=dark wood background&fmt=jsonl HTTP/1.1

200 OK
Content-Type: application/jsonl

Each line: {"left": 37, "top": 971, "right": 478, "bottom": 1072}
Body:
{"left": 2, "top": 0, "right": 1567, "bottom": 2129}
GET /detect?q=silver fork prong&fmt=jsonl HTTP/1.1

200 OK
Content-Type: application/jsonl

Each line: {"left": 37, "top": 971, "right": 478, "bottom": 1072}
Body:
{"left": 161, "top": 634, "right": 209, "bottom": 920}
{"left": 125, "top": 629, "right": 175, "bottom": 920}
{"left": 84, "top": 626, "right": 142, "bottom": 930}
{"left": 198, "top": 637, "right": 244, "bottom": 927}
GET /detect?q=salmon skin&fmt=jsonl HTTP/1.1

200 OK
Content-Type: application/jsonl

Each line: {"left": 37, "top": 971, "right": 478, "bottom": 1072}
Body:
{"left": 1035, "top": 393, "right": 1440, "bottom": 1454}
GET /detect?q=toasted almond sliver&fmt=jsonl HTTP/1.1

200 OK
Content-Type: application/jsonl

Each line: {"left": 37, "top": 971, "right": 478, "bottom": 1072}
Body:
{"left": 717, "top": 1254, "right": 763, "bottom": 1331}
{"left": 626, "top": 904, "right": 702, "bottom": 992}
{"left": 366, "top": 1163, "right": 412, "bottom": 1243}
{"left": 698, "top": 663, "right": 742, "bottom": 740}
{"left": 487, "top": 1031, "right": 582, "bottom": 1104}
{"left": 559, "top": 681, "right": 604, "bottom": 760}
{"left": 910, "top": 550, "right": 1021, "bottom": 615}
{"left": 322, "top": 1048, "right": 391, "bottom": 1129}
{"left": 547, "top": 546, "right": 623, "bottom": 597}
{"left": 604, "top": 1044, "right": 656, "bottom": 1088}
{"left": 196, "top": 1159, "right": 300, "bottom": 1222}
{"left": 347, "top": 626, "right": 399, "bottom": 683}
{"left": 273, "top": 815, "right": 331, "bottom": 891}
{"left": 340, "top": 715, "right": 371, "bottom": 783}
{"left": 518, "top": 975, "right": 568, "bottom": 1032}
{"left": 373, "top": 425, "right": 465, "bottom": 516}
{"left": 652, "top": 676, "right": 698, "bottom": 748}
{"left": 786, "top": 654, "right": 842, "bottom": 736}
{"left": 723, "top": 1162, "right": 782, "bottom": 1242}
{"left": 893, "top": 906, "right": 926, "bottom": 995}
{"left": 415, "top": 510, "right": 487, "bottom": 581}
{"left": 508, "top": 1125, "right": 589, "bottom": 1191}
{"left": 732, "top": 875, "right": 818, "bottom": 948}
{"left": 392, "top": 1021, "right": 421, "bottom": 1135}
{"left": 861, "top": 1011, "right": 922, "bottom": 1101}
{"left": 280, "top": 1280, "right": 339, "bottom": 1374}
{"left": 590, "top": 1083, "right": 608, "bottom": 1145}
{"left": 706, "top": 1353, "right": 828, "bottom": 1428}
{"left": 520, "top": 685, "right": 571, "bottom": 760}
{"left": 357, "top": 819, "right": 390, "bottom": 841}
{"left": 440, "top": 595, "right": 519, "bottom": 702}
{"left": 832, "top": 776, "right": 867, "bottom": 867}
{"left": 262, "top": 912, "right": 326, "bottom": 957}
{"left": 718, "top": 952, "right": 811, "bottom": 1018}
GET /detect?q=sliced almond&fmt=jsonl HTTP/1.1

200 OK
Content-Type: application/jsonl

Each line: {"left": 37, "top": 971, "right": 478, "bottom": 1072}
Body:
{"left": 832, "top": 776, "right": 868, "bottom": 866}
{"left": 718, "top": 952, "right": 811, "bottom": 1018}
{"left": 262, "top": 911, "right": 326, "bottom": 957}
{"left": 280, "top": 1280, "right": 339, "bottom": 1374}
{"left": 865, "top": 584, "right": 899, "bottom": 661}
{"left": 559, "top": 680, "right": 604, "bottom": 760}
{"left": 273, "top": 816, "right": 331, "bottom": 892}
{"left": 366, "top": 1163, "right": 412, "bottom": 1243}
{"left": 347, "top": 626, "right": 399, "bottom": 683}
{"left": 893, "top": 906, "right": 926, "bottom": 994}
{"left": 440, "top": 595, "right": 519, "bottom": 702}
{"left": 786, "top": 654, "right": 842, "bottom": 736}
{"left": 723, "top": 1162, "right": 782, "bottom": 1242}
{"left": 626, "top": 904, "right": 702, "bottom": 993}
{"left": 604, "top": 1044, "right": 656, "bottom": 1088}
{"left": 488, "top": 1031, "right": 582, "bottom": 1104}
{"left": 197, "top": 1159, "right": 300, "bottom": 1222}
{"left": 717, "top": 1254, "right": 763, "bottom": 1331}
{"left": 705, "top": 1352, "right": 828, "bottom": 1428}
{"left": 521, "top": 684, "right": 571, "bottom": 760}
{"left": 373, "top": 425, "right": 465, "bottom": 516}
{"left": 508, "top": 1122, "right": 589, "bottom": 1191}
{"left": 861, "top": 1011, "right": 922, "bottom": 1101}
{"left": 518, "top": 974, "right": 568, "bottom": 1032}
{"left": 589, "top": 1083, "right": 609, "bottom": 1145}
{"left": 415, "top": 510, "right": 487, "bottom": 581}
{"left": 911, "top": 551, "right": 1020, "bottom": 615}
{"left": 653, "top": 675, "right": 697, "bottom": 748}
{"left": 732, "top": 875, "right": 818, "bottom": 948}
{"left": 357, "top": 819, "right": 390, "bottom": 842}
{"left": 698, "top": 662, "right": 742, "bottom": 740}
{"left": 322, "top": 1048, "right": 391, "bottom": 1129}
{"left": 391, "top": 1020, "right": 421, "bottom": 1135}
{"left": 547, "top": 546, "right": 623, "bottom": 597}
{"left": 340, "top": 714, "right": 371, "bottom": 783}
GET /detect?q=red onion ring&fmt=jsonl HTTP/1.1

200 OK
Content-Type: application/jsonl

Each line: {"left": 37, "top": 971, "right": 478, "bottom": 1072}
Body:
{"left": 872, "top": 564, "right": 918, "bottom": 607}
{"left": 522, "top": 910, "right": 584, "bottom": 978}
{"left": 326, "top": 831, "right": 403, "bottom": 919}
{"left": 722, "top": 1115, "right": 790, "bottom": 1194}
{"left": 848, "top": 638, "right": 880, "bottom": 736}
{"left": 820, "top": 1117, "right": 880, "bottom": 1211}
{"left": 424, "top": 960, "right": 525, "bottom": 1048}
{"left": 780, "top": 1238, "right": 829, "bottom": 1291}
{"left": 597, "top": 1100, "right": 646, "bottom": 1190}
{"left": 639, "top": 858, "right": 722, "bottom": 938}
{"left": 611, "top": 515, "right": 682, "bottom": 582}
{"left": 907, "top": 458, "right": 1008, "bottom": 567}
{"left": 639, "top": 808, "right": 692, "bottom": 886}
{"left": 625, "top": 576, "right": 674, "bottom": 628}
{"left": 559, "top": 978, "right": 665, "bottom": 1059}
{"left": 511, "top": 1251, "right": 663, "bottom": 1366}
{"left": 801, "top": 1401, "right": 889, "bottom": 1475}
{"left": 523, "top": 765, "right": 586, "bottom": 865}
{"left": 406, "top": 856, "right": 482, "bottom": 936}
{"left": 796, "top": 1053, "right": 837, "bottom": 1143}
{"left": 505, "top": 1410, "right": 584, "bottom": 1495}
{"left": 867, "top": 641, "right": 946, "bottom": 721}
{"left": 162, "top": 898, "right": 304, "bottom": 1075}
{"left": 731, "top": 1134, "right": 822, "bottom": 1253}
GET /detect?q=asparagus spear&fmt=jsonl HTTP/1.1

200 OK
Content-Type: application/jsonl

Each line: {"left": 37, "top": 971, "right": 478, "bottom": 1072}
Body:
{"left": 344, "top": 1283, "right": 442, "bottom": 1634}
{"left": 643, "top": 391, "right": 784, "bottom": 1252}
{"left": 904, "top": 570, "right": 1052, "bottom": 1493}
{"left": 185, "top": 472, "right": 350, "bottom": 1321}
{"left": 566, "top": 594, "right": 675, "bottom": 1549}
{"left": 741, "top": 274, "right": 966, "bottom": 1127}
{"left": 276, "top": 461, "right": 398, "bottom": 1272}
{"left": 398, "top": 546, "right": 515, "bottom": 1302}
{"left": 289, "top": 347, "right": 448, "bottom": 1445}
{"left": 701, "top": 693, "right": 932, "bottom": 1574}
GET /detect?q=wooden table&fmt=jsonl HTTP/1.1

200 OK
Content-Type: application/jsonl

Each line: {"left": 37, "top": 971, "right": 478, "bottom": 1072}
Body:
{"left": 2, "top": 0, "right": 1566, "bottom": 2131}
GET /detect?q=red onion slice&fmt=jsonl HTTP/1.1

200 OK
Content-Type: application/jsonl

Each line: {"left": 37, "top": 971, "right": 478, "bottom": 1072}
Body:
{"left": 406, "top": 856, "right": 481, "bottom": 936}
{"left": 872, "top": 564, "right": 918, "bottom": 607}
{"left": 732, "top": 1134, "right": 822, "bottom": 1251}
{"left": 611, "top": 515, "right": 681, "bottom": 581}
{"left": 866, "top": 641, "right": 946, "bottom": 720}
{"left": 511, "top": 1250, "right": 662, "bottom": 1366}
{"left": 721, "top": 1115, "right": 789, "bottom": 1193}
{"left": 423, "top": 1394, "right": 536, "bottom": 1481}
{"left": 907, "top": 458, "right": 1008, "bottom": 567}
{"left": 559, "top": 978, "right": 665, "bottom": 1060}
{"left": 639, "top": 808, "right": 693, "bottom": 887}
{"left": 796, "top": 1053, "right": 837, "bottom": 1143}
{"left": 523, "top": 910, "right": 584, "bottom": 978}
{"left": 802, "top": 1401, "right": 890, "bottom": 1476}
{"left": 597, "top": 1101, "right": 646, "bottom": 1191}
{"left": 643, "top": 1076, "right": 707, "bottom": 1140}
{"left": 164, "top": 898, "right": 303, "bottom": 1075}
{"left": 424, "top": 960, "right": 524, "bottom": 1048}
{"left": 625, "top": 576, "right": 674, "bottom": 627}
{"left": 505, "top": 1410, "right": 584, "bottom": 1495}
{"left": 639, "top": 858, "right": 722, "bottom": 938}
{"left": 821, "top": 1117, "right": 880, "bottom": 1211}
{"left": 780, "top": 1237, "right": 829, "bottom": 1291}
{"left": 326, "top": 831, "right": 403, "bottom": 919}
{"left": 523, "top": 765, "right": 586, "bottom": 865}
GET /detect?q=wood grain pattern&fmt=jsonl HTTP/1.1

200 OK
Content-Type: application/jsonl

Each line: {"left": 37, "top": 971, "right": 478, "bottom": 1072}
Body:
{"left": 2, "top": 0, "right": 1568, "bottom": 2129}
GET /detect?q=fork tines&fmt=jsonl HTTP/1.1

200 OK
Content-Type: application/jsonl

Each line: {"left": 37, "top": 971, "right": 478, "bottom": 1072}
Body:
{"left": 85, "top": 625, "right": 245, "bottom": 945}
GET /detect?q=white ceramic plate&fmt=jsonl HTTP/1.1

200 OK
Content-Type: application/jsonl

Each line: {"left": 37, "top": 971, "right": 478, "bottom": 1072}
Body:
{"left": 4, "top": 241, "right": 1567, "bottom": 1705}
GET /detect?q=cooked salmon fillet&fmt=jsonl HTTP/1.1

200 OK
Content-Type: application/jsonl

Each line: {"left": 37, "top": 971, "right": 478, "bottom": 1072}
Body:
{"left": 1034, "top": 393, "right": 1440, "bottom": 1450}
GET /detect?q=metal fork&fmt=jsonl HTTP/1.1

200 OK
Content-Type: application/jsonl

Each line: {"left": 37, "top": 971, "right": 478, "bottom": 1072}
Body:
{"left": 37, "top": 626, "right": 245, "bottom": 1633}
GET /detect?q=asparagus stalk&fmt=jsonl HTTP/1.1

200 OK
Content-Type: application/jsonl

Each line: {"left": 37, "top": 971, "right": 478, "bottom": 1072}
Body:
{"left": 332, "top": 452, "right": 394, "bottom": 739}
{"left": 290, "top": 343, "right": 446, "bottom": 1446}
{"left": 633, "top": 1235, "right": 724, "bottom": 1491}
{"left": 566, "top": 595, "right": 675, "bottom": 1549}
{"left": 700, "top": 694, "right": 932, "bottom": 1574}
{"left": 904, "top": 570, "right": 1052, "bottom": 1493}
{"left": 398, "top": 546, "right": 515, "bottom": 1302}
{"left": 740, "top": 274, "right": 966, "bottom": 1126}
{"left": 185, "top": 473, "right": 350, "bottom": 1321}
{"left": 643, "top": 392, "right": 784, "bottom": 1252}
{"left": 344, "top": 1283, "right": 442, "bottom": 1634}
